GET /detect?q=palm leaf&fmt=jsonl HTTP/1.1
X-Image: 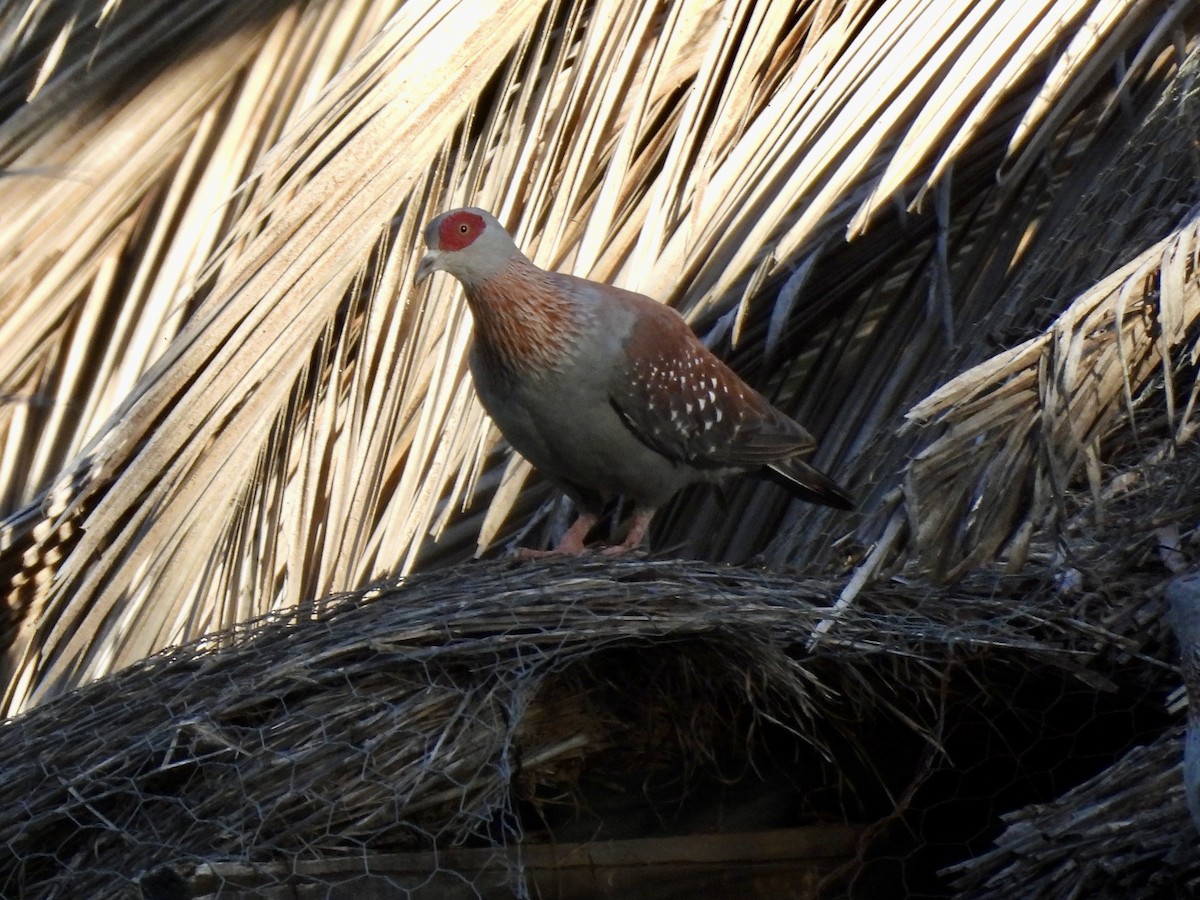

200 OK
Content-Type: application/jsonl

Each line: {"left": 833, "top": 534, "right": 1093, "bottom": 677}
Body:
{"left": 0, "top": 0, "right": 1189, "bottom": 711}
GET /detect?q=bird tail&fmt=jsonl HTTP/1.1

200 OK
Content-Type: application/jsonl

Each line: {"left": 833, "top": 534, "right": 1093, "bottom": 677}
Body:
{"left": 766, "top": 457, "right": 855, "bottom": 510}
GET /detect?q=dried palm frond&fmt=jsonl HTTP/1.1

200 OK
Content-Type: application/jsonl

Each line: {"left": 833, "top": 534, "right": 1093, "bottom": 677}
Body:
{"left": 895, "top": 48, "right": 1200, "bottom": 579}
{"left": 902, "top": 206, "right": 1200, "bottom": 578}
{"left": 681, "top": 17, "right": 1200, "bottom": 573}
{"left": 0, "top": 0, "right": 1190, "bottom": 713}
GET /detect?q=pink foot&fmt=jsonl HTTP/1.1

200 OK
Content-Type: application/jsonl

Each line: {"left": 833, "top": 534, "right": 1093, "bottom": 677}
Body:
{"left": 599, "top": 508, "right": 654, "bottom": 556}
{"left": 515, "top": 511, "right": 599, "bottom": 558}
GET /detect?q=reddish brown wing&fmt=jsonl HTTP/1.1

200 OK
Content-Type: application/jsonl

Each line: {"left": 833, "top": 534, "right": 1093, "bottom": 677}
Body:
{"left": 608, "top": 296, "right": 816, "bottom": 469}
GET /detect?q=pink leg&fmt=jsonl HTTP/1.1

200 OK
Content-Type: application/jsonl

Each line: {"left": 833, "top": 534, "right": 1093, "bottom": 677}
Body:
{"left": 600, "top": 508, "right": 654, "bottom": 556}
{"left": 516, "top": 511, "right": 600, "bottom": 558}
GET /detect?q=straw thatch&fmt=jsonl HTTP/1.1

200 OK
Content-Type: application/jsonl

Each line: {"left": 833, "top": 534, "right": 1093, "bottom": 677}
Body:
{"left": 0, "top": 552, "right": 1163, "bottom": 899}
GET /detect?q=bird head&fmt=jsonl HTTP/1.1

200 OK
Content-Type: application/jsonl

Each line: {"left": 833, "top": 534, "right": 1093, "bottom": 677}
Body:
{"left": 415, "top": 207, "right": 520, "bottom": 288}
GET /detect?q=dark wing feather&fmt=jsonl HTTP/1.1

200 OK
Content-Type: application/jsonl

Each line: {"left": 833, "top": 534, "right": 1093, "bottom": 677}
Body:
{"left": 765, "top": 456, "right": 855, "bottom": 510}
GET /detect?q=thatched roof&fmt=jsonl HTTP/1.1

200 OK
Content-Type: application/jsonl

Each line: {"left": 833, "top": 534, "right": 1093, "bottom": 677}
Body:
{"left": 0, "top": 534, "right": 1186, "bottom": 897}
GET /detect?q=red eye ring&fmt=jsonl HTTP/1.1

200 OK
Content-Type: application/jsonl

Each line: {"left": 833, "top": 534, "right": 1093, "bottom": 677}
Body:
{"left": 439, "top": 210, "right": 486, "bottom": 250}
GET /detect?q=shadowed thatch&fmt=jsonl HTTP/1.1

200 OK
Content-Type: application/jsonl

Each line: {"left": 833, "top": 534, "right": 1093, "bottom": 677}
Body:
{"left": 947, "top": 724, "right": 1200, "bottom": 898}
{"left": 0, "top": 556, "right": 1161, "bottom": 899}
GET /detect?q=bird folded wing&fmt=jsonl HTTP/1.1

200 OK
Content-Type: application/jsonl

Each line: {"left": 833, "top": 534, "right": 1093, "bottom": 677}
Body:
{"left": 609, "top": 342, "right": 817, "bottom": 469}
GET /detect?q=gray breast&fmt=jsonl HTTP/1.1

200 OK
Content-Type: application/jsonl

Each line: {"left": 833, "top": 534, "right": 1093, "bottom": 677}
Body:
{"left": 469, "top": 342, "right": 699, "bottom": 511}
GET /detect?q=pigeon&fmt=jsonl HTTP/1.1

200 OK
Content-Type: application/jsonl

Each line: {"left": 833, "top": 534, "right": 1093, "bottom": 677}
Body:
{"left": 415, "top": 207, "right": 852, "bottom": 555}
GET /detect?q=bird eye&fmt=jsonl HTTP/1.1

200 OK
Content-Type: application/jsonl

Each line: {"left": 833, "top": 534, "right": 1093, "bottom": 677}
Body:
{"left": 459, "top": 223, "right": 469, "bottom": 234}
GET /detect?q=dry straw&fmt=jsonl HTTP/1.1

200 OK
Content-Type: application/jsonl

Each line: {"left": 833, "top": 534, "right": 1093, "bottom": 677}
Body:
{"left": 0, "top": 555, "right": 1143, "bottom": 898}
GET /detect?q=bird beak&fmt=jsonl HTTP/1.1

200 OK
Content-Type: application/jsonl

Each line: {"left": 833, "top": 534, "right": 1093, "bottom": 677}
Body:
{"left": 414, "top": 251, "right": 441, "bottom": 284}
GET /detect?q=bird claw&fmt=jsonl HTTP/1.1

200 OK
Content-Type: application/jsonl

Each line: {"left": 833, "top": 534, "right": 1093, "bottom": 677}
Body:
{"left": 511, "top": 511, "right": 598, "bottom": 558}
{"left": 598, "top": 541, "right": 645, "bottom": 557}
{"left": 511, "top": 509, "right": 650, "bottom": 558}
{"left": 513, "top": 542, "right": 644, "bottom": 559}
{"left": 513, "top": 546, "right": 580, "bottom": 560}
